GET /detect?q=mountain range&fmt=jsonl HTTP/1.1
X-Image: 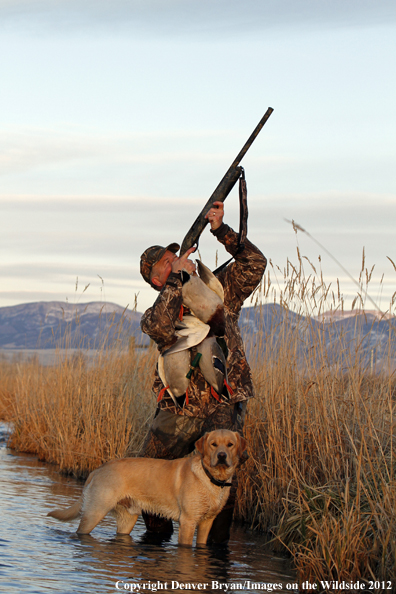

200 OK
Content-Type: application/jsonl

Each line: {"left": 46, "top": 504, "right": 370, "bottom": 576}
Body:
{"left": 1, "top": 301, "right": 395, "bottom": 372}
{"left": 0, "top": 301, "right": 145, "bottom": 350}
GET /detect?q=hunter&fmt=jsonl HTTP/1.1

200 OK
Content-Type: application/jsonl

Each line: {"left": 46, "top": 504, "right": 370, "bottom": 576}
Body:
{"left": 137, "top": 201, "right": 267, "bottom": 543}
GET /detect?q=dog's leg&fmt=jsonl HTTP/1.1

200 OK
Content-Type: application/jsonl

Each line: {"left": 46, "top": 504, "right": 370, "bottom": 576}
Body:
{"left": 178, "top": 516, "right": 197, "bottom": 546}
{"left": 115, "top": 508, "right": 139, "bottom": 535}
{"left": 196, "top": 518, "right": 215, "bottom": 546}
{"left": 77, "top": 507, "right": 111, "bottom": 534}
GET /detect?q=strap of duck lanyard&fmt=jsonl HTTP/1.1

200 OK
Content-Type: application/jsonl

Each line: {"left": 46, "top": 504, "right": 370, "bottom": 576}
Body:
{"left": 213, "top": 167, "right": 248, "bottom": 276}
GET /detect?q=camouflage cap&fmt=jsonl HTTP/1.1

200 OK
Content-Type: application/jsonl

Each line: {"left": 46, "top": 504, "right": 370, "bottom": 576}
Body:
{"left": 140, "top": 243, "right": 180, "bottom": 287}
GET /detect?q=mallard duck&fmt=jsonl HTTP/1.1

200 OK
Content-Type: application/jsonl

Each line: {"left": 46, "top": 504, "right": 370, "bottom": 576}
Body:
{"left": 157, "top": 349, "right": 191, "bottom": 408}
{"left": 159, "top": 260, "right": 229, "bottom": 407}
{"left": 197, "top": 336, "right": 232, "bottom": 401}
{"left": 180, "top": 262, "right": 225, "bottom": 337}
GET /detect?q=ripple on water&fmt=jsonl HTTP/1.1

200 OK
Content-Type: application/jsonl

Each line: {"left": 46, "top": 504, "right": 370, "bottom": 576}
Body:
{"left": 0, "top": 432, "right": 297, "bottom": 593}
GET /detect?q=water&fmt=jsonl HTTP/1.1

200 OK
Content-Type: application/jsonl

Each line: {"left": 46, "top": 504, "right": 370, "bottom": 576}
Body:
{"left": 0, "top": 426, "right": 297, "bottom": 593}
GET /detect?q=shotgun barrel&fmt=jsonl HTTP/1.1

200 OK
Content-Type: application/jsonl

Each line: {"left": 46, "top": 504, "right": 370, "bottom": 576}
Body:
{"left": 180, "top": 107, "right": 274, "bottom": 255}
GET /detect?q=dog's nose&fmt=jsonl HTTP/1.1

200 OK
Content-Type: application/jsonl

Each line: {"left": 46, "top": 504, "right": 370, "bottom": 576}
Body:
{"left": 217, "top": 451, "right": 227, "bottom": 462}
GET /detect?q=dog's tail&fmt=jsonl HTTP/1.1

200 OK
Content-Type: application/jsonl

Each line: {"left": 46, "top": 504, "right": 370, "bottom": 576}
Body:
{"left": 48, "top": 496, "right": 83, "bottom": 522}
{"left": 48, "top": 468, "right": 96, "bottom": 522}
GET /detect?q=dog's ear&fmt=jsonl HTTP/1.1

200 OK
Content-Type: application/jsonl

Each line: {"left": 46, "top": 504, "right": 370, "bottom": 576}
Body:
{"left": 237, "top": 434, "right": 247, "bottom": 457}
{"left": 195, "top": 434, "right": 206, "bottom": 455}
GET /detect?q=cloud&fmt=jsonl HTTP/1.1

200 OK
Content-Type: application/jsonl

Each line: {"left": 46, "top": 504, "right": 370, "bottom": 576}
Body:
{"left": 1, "top": 187, "right": 394, "bottom": 313}
{"left": 0, "top": 126, "right": 248, "bottom": 180}
{"left": 1, "top": 0, "right": 395, "bottom": 38}
{"left": 0, "top": 194, "right": 203, "bottom": 207}
{"left": 0, "top": 260, "right": 131, "bottom": 280}
{"left": 0, "top": 261, "right": 144, "bottom": 309}
{"left": 0, "top": 128, "right": 191, "bottom": 175}
{"left": 0, "top": 129, "right": 105, "bottom": 176}
{"left": 0, "top": 124, "right": 286, "bottom": 204}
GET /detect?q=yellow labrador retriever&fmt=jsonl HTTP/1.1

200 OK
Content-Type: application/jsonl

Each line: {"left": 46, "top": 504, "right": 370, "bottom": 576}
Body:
{"left": 48, "top": 429, "right": 246, "bottom": 546}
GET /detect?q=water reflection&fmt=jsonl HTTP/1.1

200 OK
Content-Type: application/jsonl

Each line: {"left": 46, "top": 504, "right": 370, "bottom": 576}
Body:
{"left": 0, "top": 426, "right": 297, "bottom": 593}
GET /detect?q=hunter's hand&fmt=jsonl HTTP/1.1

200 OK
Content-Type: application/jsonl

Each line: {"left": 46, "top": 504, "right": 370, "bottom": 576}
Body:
{"left": 205, "top": 201, "right": 224, "bottom": 231}
{"left": 171, "top": 247, "right": 196, "bottom": 275}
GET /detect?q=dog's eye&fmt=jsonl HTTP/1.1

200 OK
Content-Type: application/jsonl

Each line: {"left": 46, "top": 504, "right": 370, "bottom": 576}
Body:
{"left": 227, "top": 442, "right": 235, "bottom": 448}
{"left": 211, "top": 442, "right": 218, "bottom": 447}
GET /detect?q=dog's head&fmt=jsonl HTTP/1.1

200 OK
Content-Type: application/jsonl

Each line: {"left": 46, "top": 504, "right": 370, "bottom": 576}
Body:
{"left": 195, "top": 430, "right": 247, "bottom": 473}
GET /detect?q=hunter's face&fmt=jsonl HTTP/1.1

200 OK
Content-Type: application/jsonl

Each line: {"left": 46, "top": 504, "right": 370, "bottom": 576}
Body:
{"left": 151, "top": 250, "right": 178, "bottom": 288}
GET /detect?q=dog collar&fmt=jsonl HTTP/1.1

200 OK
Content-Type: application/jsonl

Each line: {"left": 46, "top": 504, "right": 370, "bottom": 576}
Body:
{"left": 201, "top": 461, "right": 232, "bottom": 488}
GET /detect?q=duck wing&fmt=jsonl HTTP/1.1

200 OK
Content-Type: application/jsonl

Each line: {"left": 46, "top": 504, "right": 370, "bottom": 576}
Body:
{"left": 164, "top": 314, "right": 210, "bottom": 355}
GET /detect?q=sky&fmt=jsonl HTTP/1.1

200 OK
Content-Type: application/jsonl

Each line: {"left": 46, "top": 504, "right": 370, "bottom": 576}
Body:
{"left": 1, "top": 0, "right": 395, "bottom": 315}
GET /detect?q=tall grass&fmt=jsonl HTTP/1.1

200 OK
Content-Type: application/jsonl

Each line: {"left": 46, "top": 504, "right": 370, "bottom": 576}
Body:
{"left": 236, "top": 254, "right": 396, "bottom": 586}
{"left": 0, "top": 252, "right": 395, "bottom": 587}
{"left": 1, "top": 344, "right": 157, "bottom": 475}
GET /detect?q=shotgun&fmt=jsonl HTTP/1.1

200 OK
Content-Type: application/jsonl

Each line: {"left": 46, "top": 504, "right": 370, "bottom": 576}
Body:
{"left": 179, "top": 107, "right": 274, "bottom": 255}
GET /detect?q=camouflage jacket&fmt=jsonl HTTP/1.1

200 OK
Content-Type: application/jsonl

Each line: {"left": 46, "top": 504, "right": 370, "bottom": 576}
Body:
{"left": 140, "top": 224, "right": 267, "bottom": 418}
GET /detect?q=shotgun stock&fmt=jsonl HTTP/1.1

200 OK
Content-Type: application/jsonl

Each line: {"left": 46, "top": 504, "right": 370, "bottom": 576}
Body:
{"left": 180, "top": 107, "right": 274, "bottom": 255}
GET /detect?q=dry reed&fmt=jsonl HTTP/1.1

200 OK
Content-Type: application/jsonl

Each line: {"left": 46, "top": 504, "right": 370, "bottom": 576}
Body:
{"left": 1, "top": 343, "right": 157, "bottom": 476}
{"left": 0, "top": 252, "right": 395, "bottom": 589}
{"left": 236, "top": 254, "right": 396, "bottom": 589}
